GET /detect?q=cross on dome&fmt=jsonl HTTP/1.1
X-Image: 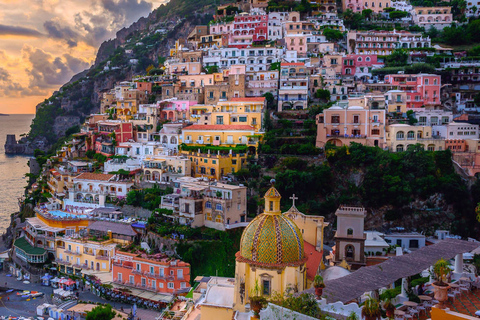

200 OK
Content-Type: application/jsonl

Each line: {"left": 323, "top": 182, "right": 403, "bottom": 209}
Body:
{"left": 289, "top": 194, "right": 298, "bottom": 207}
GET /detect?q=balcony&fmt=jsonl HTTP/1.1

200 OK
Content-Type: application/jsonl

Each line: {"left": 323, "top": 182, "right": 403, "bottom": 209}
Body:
{"left": 132, "top": 269, "right": 143, "bottom": 275}
{"left": 57, "top": 259, "right": 71, "bottom": 265}
{"left": 96, "top": 255, "right": 109, "bottom": 260}
{"left": 65, "top": 250, "right": 82, "bottom": 256}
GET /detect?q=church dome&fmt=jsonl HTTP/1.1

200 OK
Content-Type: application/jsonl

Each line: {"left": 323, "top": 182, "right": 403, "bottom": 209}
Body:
{"left": 236, "top": 186, "right": 306, "bottom": 268}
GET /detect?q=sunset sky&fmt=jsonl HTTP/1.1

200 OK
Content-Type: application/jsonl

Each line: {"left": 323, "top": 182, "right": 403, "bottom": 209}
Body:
{"left": 0, "top": 0, "right": 166, "bottom": 114}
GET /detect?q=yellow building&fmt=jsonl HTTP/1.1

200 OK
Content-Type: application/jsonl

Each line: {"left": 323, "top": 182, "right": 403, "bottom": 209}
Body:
{"left": 182, "top": 124, "right": 261, "bottom": 150}
{"left": 233, "top": 185, "right": 307, "bottom": 312}
{"left": 56, "top": 237, "right": 117, "bottom": 275}
{"left": 386, "top": 90, "right": 408, "bottom": 114}
{"left": 386, "top": 124, "right": 445, "bottom": 152}
{"left": 56, "top": 221, "right": 136, "bottom": 276}
{"left": 180, "top": 149, "right": 247, "bottom": 180}
{"left": 189, "top": 104, "right": 215, "bottom": 123}
{"left": 212, "top": 98, "right": 265, "bottom": 133}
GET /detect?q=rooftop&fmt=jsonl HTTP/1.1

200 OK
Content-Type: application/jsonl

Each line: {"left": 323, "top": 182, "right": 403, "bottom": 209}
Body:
{"left": 183, "top": 124, "right": 255, "bottom": 131}
{"left": 74, "top": 173, "right": 115, "bottom": 181}
{"left": 14, "top": 237, "right": 46, "bottom": 255}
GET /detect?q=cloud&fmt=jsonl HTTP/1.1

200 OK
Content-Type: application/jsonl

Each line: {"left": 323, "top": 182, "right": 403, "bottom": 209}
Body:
{"left": 43, "top": 18, "right": 81, "bottom": 47}
{"left": 0, "top": 24, "right": 44, "bottom": 37}
{"left": 22, "top": 46, "right": 91, "bottom": 91}
{"left": 100, "top": 0, "right": 153, "bottom": 25}
{"left": 0, "top": 67, "right": 32, "bottom": 97}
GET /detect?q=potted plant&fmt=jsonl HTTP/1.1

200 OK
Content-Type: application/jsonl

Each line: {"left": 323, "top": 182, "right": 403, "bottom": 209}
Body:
{"left": 432, "top": 258, "right": 451, "bottom": 309}
{"left": 313, "top": 275, "right": 325, "bottom": 298}
{"left": 383, "top": 298, "right": 395, "bottom": 318}
{"left": 361, "top": 296, "right": 381, "bottom": 320}
{"left": 249, "top": 280, "right": 267, "bottom": 319}
{"left": 346, "top": 311, "right": 360, "bottom": 320}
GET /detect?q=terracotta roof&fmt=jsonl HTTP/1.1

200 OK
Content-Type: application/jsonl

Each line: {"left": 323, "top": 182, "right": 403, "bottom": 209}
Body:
{"left": 229, "top": 97, "right": 265, "bottom": 102}
{"left": 183, "top": 125, "right": 255, "bottom": 131}
{"left": 304, "top": 241, "right": 323, "bottom": 281}
{"left": 75, "top": 173, "right": 115, "bottom": 181}
{"left": 281, "top": 62, "right": 304, "bottom": 66}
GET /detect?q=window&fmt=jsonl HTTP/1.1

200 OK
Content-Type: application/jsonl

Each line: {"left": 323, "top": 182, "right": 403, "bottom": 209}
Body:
{"left": 136, "top": 264, "right": 140, "bottom": 271}
{"left": 178, "top": 269, "right": 183, "bottom": 279}
{"left": 407, "top": 131, "right": 415, "bottom": 139}
{"left": 239, "top": 116, "right": 247, "bottom": 122}
{"left": 216, "top": 116, "right": 224, "bottom": 125}
{"left": 396, "top": 145, "right": 404, "bottom": 152}
{"left": 168, "top": 283, "right": 174, "bottom": 289}
{"left": 396, "top": 131, "right": 405, "bottom": 139}
{"left": 371, "top": 129, "right": 380, "bottom": 135}
{"left": 216, "top": 203, "right": 223, "bottom": 211}
{"left": 150, "top": 266, "right": 154, "bottom": 274}
{"left": 160, "top": 268, "right": 164, "bottom": 277}
{"left": 269, "top": 201, "right": 273, "bottom": 211}
{"left": 347, "top": 228, "right": 353, "bottom": 235}
{"left": 118, "top": 273, "right": 122, "bottom": 282}
{"left": 425, "top": 79, "right": 429, "bottom": 85}
{"left": 331, "top": 115, "right": 340, "bottom": 123}
{"left": 396, "top": 239, "right": 402, "bottom": 246}
{"left": 263, "top": 279, "right": 271, "bottom": 295}
{"left": 129, "top": 275, "right": 134, "bottom": 284}
{"left": 345, "top": 245, "right": 354, "bottom": 259}
{"left": 409, "top": 239, "right": 419, "bottom": 249}
{"left": 353, "top": 115, "right": 359, "bottom": 124}
{"left": 68, "top": 245, "right": 72, "bottom": 251}
{"left": 206, "top": 201, "right": 212, "bottom": 209}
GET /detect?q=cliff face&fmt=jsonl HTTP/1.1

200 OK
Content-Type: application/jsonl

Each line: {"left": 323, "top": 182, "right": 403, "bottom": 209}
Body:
{"left": 24, "top": 0, "right": 225, "bottom": 152}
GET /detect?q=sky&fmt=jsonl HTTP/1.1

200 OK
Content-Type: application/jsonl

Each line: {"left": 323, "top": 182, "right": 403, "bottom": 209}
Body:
{"left": 0, "top": 0, "right": 167, "bottom": 114}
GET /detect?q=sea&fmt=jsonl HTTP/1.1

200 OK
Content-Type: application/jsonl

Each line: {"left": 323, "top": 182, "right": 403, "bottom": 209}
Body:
{"left": 0, "top": 114, "right": 35, "bottom": 234}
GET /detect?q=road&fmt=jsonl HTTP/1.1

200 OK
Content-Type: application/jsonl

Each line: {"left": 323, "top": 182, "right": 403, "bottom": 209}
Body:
{"left": 0, "top": 272, "right": 161, "bottom": 319}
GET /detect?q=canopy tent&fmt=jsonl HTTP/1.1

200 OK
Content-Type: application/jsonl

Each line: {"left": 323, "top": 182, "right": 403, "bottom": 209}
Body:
{"left": 53, "top": 288, "right": 74, "bottom": 298}
{"left": 64, "top": 280, "right": 75, "bottom": 286}
{"left": 312, "top": 238, "right": 480, "bottom": 303}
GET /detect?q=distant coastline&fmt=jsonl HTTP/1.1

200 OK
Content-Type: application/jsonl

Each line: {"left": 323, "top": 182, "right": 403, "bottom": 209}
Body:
{"left": 0, "top": 114, "right": 9, "bottom": 116}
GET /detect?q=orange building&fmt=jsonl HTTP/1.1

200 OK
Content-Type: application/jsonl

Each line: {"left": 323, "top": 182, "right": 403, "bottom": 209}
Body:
{"left": 112, "top": 251, "right": 191, "bottom": 295}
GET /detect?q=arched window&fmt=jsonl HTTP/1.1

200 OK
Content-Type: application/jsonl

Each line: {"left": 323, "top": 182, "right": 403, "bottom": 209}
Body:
{"left": 407, "top": 131, "right": 415, "bottom": 139}
{"left": 205, "top": 201, "right": 212, "bottom": 209}
{"left": 162, "top": 136, "right": 168, "bottom": 143}
{"left": 396, "top": 144, "right": 404, "bottom": 152}
{"left": 345, "top": 245, "right": 354, "bottom": 259}
{"left": 170, "top": 136, "right": 177, "bottom": 144}
{"left": 396, "top": 131, "right": 405, "bottom": 139}
{"left": 347, "top": 228, "right": 353, "bottom": 235}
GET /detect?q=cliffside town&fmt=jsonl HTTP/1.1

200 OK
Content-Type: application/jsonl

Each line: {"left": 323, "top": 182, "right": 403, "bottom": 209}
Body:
{"left": 5, "top": 0, "right": 480, "bottom": 320}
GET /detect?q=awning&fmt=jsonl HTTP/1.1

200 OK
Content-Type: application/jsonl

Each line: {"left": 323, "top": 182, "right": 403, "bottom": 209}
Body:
{"left": 312, "top": 238, "right": 480, "bottom": 303}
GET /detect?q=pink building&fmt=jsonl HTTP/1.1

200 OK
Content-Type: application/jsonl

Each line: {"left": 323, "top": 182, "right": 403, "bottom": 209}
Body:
{"left": 159, "top": 100, "right": 197, "bottom": 121}
{"left": 230, "top": 11, "right": 268, "bottom": 48}
{"left": 285, "top": 34, "right": 308, "bottom": 57}
{"left": 384, "top": 74, "right": 441, "bottom": 108}
{"left": 209, "top": 22, "right": 234, "bottom": 35}
{"left": 316, "top": 104, "right": 386, "bottom": 148}
{"left": 342, "top": 54, "right": 383, "bottom": 78}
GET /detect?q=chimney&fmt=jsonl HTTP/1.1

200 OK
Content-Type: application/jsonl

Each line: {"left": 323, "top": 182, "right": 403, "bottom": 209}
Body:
{"left": 108, "top": 230, "right": 113, "bottom": 240}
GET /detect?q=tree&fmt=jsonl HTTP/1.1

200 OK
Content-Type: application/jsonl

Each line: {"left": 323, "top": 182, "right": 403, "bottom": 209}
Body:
{"left": 263, "top": 109, "right": 273, "bottom": 131}
{"left": 389, "top": 10, "right": 409, "bottom": 19}
{"left": 315, "top": 89, "right": 331, "bottom": 101}
{"left": 323, "top": 28, "right": 344, "bottom": 41}
{"left": 362, "top": 9, "right": 373, "bottom": 19}
{"left": 474, "top": 92, "right": 480, "bottom": 106}
{"left": 85, "top": 305, "right": 116, "bottom": 320}
{"left": 385, "top": 49, "right": 409, "bottom": 67}
{"left": 205, "top": 65, "right": 219, "bottom": 74}
{"left": 263, "top": 92, "right": 275, "bottom": 110}
{"left": 383, "top": 7, "right": 395, "bottom": 12}
{"left": 472, "top": 5, "right": 478, "bottom": 14}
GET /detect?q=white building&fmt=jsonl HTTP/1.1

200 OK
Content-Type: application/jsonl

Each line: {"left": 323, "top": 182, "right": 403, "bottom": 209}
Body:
{"left": 142, "top": 155, "right": 191, "bottom": 184}
{"left": 432, "top": 122, "right": 480, "bottom": 140}
{"left": 246, "top": 70, "right": 279, "bottom": 97}
{"left": 268, "top": 12, "right": 289, "bottom": 40}
{"left": 384, "top": 232, "right": 426, "bottom": 251}
{"left": 64, "top": 173, "right": 134, "bottom": 210}
{"left": 203, "top": 47, "right": 284, "bottom": 72}
{"left": 391, "top": 1, "right": 413, "bottom": 12}
{"left": 414, "top": 109, "right": 453, "bottom": 126}
{"left": 364, "top": 231, "right": 389, "bottom": 256}
{"left": 157, "top": 123, "right": 183, "bottom": 152}
{"left": 103, "top": 158, "right": 142, "bottom": 173}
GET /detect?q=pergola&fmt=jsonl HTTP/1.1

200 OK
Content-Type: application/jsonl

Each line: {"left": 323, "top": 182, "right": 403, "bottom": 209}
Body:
{"left": 309, "top": 238, "right": 480, "bottom": 303}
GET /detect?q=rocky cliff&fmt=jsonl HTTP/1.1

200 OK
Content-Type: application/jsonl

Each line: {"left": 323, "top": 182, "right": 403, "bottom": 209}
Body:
{"left": 23, "top": 0, "right": 226, "bottom": 152}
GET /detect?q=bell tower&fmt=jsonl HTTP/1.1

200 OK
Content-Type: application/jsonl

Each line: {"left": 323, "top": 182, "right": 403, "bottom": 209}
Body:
{"left": 333, "top": 206, "right": 366, "bottom": 270}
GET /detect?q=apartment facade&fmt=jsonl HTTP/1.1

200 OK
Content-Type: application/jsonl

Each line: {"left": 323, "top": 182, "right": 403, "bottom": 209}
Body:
{"left": 383, "top": 74, "right": 441, "bottom": 108}
{"left": 113, "top": 251, "right": 191, "bottom": 295}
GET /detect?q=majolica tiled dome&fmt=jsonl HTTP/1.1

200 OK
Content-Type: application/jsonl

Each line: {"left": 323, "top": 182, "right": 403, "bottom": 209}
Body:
{"left": 237, "top": 186, "right": 306, "bottom": 268}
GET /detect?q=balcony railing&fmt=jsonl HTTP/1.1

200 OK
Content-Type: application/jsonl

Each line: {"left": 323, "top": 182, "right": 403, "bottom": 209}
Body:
{"left": 96, "top": 255, "right": 109, "bottom": 260}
